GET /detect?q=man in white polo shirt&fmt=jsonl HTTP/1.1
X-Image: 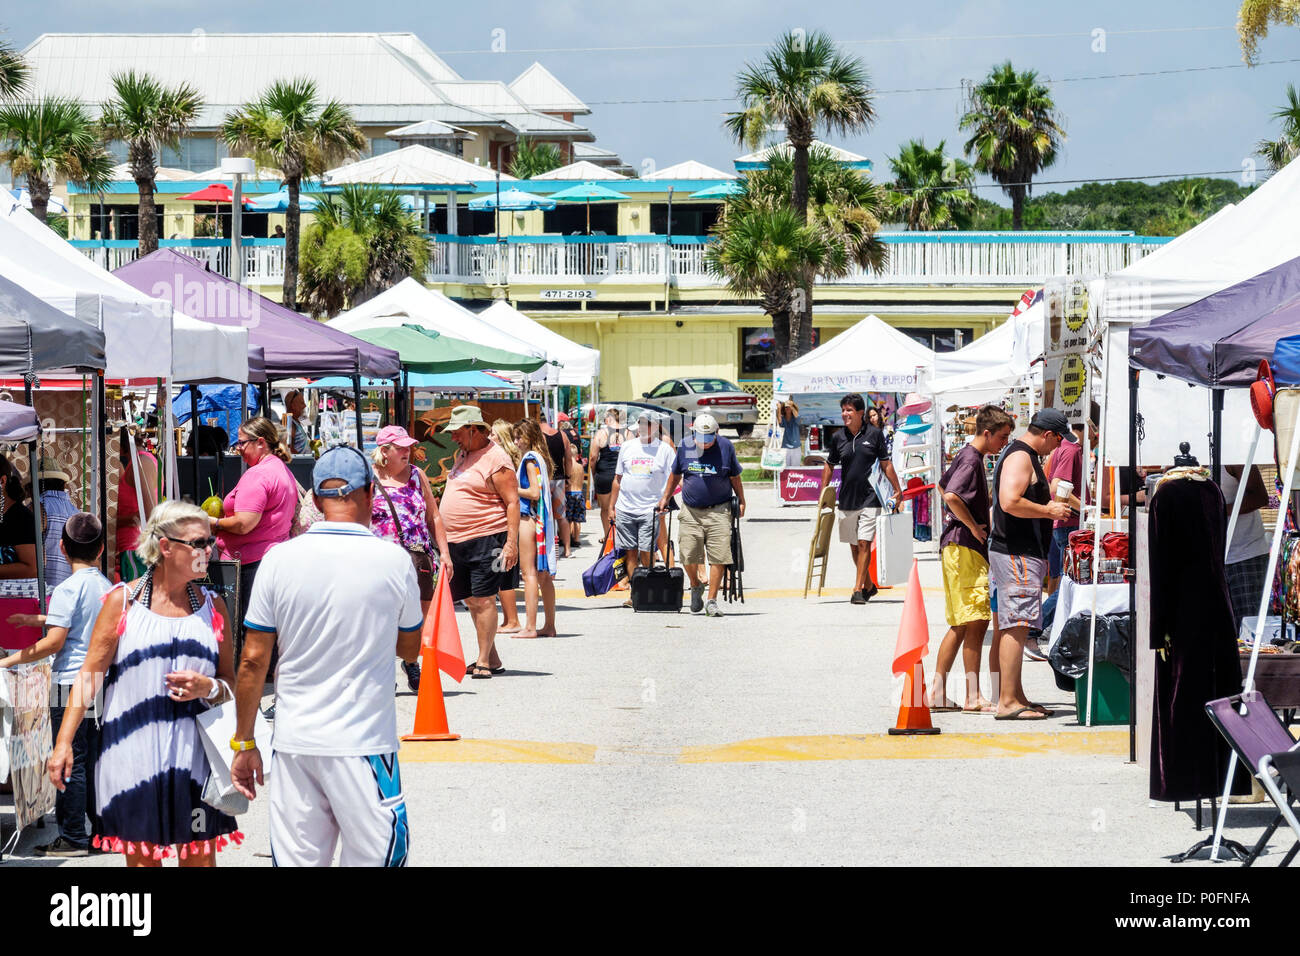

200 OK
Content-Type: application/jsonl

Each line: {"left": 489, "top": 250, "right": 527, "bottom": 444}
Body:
{"left": 231, "top": 446, "right": 423, "bottom": 867}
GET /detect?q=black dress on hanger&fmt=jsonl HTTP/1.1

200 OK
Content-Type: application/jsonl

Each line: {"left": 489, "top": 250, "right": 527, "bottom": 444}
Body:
{"left": 1148, "top": 471, "right": 1250, "bottom": 801}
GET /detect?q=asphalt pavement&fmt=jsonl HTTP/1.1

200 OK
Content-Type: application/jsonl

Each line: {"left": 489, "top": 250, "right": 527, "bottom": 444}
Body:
{"left": 6, "top": 485, "right": 1280, "bottom": 867}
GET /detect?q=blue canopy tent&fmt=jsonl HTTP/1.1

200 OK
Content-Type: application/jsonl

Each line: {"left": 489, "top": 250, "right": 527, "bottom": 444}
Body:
{"left": 303, "top": 371, "right": 519, "bottom": 391}
{"left": 171, "top": 384, "right": 259, "bottom": 451}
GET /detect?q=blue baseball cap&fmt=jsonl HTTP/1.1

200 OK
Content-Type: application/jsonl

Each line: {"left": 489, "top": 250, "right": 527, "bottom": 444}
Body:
{"left": 312, "top": 445, "right": 373, "bottom": 497}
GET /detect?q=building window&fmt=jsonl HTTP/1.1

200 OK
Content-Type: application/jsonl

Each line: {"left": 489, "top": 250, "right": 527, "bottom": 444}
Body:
{"left": 740, "top": 327, "right": 819, "bottom": 374}
{"left": 649, "top": 204, "right": 719, "bottom": 238}
{"left": 159, "top": 136, "right": 219, "bottom": 172}
{"left": 371, "top": 137, "right": 399, "bottom": 157}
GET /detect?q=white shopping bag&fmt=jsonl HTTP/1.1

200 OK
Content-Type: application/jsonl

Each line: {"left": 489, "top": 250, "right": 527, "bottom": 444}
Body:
{"left": 874, "top": 512, "right": 913, "bottom": 587}
{"left": 196, "top": 701, "right": 273, "bottom": 802}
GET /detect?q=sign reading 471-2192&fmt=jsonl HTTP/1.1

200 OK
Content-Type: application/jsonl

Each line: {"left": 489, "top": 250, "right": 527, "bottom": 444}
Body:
{"left": 539, "top": 289, "right": 596, "bottom": 300}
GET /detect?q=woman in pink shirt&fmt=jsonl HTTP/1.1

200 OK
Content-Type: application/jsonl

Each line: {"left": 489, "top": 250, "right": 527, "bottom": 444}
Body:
{"left": 207, "top": 417, "right": 297, "bottom": 682}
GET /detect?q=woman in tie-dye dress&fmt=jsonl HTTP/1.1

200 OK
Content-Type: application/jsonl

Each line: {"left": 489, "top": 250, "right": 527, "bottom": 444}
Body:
{"left": 49, "top": 501, "right": 241, "bottom": 866}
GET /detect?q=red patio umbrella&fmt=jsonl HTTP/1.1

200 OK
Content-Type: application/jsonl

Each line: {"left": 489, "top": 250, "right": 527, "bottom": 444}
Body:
{"left": 177, "top": 183, "right": 255, "bottom": 206}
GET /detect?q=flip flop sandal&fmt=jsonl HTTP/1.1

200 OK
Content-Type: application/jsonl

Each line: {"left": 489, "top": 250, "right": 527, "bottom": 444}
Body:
{"left": 929, "top": 704, "right": 962, "bottom": 713}
{"left": 995, "top": 706, "right": 1047, "bottom": 720}
{"left": 469, "top": 665, "right": 493, "bottom": 679}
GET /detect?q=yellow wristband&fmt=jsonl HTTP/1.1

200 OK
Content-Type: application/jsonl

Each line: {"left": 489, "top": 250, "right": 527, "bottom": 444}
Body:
{"left": 229, "top": 736, "right": 257, "bottom": 752}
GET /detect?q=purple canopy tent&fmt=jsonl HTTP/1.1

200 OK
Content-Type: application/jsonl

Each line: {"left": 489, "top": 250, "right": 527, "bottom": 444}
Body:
{"left": 1126, "top": 255, "right": 1300, "bottom": 861}
{"left": 115, "top": 250, "right": 402, "bottom": 450}
{"left": 1130, "top": 253, "right": 1300, "bottom": 389}
{"left": 114, "top": 250, "right": 400, "bottom": 379}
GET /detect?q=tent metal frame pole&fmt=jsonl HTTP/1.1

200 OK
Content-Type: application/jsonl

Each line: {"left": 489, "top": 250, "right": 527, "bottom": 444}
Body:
{"left": 189, "top": 386, "right": 200, "bottom": 503}
{"left": 24, "top": 377, "right": 47, "bottom": 612}
{"left": 1211, "top": 388, "right": 1224, "bottom": 484}
{"left": 96, "top": 372, "right": 108, "bottom": 576}
{"left": 1127, "top": 363, "right": 1138, "bottom": 764}
{"left": 352, "top": 374, "right": 365, "bottom": 449}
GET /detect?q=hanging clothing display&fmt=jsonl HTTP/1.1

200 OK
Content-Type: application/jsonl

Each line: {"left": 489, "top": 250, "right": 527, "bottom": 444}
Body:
{"left": 1147, "top": 470, "right": 1250, "bottom": 802}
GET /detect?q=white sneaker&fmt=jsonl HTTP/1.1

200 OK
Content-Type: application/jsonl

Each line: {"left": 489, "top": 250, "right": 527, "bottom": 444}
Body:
{"left": 705, "top": 600, "right": 723, "bottom": 617}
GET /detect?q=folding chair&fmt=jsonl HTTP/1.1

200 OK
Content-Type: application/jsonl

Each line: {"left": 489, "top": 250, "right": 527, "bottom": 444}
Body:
{"left": 1204, "top": 691, "right": 1300, "bottom": 867}
{"left": 804, "top": 485, "right": 837, "bottom": 598}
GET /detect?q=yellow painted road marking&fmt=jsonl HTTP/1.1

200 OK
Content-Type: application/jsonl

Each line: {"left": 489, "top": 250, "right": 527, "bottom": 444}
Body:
{"left": 399, "top": 739, "right": 597, "bottom": 764}
{"left": 547, "top": 586, "right": 930, "bottom": 600}
{"left": 679, "top": 731, "right": 1128, "bottom": 763}
{"left": 397, "top": 732, "right": 1125, "bottom": 764}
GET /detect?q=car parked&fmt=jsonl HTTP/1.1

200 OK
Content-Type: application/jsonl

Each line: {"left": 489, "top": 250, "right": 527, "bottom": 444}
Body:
{"left": 572, "top": 401, "right": 693, "bottom": 447}
{"left": 642, "top": 377, "right": 758, "bottom": 436}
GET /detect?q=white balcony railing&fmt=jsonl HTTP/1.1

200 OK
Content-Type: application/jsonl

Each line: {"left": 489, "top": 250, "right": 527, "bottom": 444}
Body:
{"left": 70, "top": 239, "right": 286, "bottom": 284}
{"left": 72, "top": 232, "right": 1167, "bottom": 291}
{"left": 422, "top": 233, "right": 1167, "bottom": 288}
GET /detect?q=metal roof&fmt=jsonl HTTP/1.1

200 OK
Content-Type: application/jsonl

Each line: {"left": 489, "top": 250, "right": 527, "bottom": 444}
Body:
{"left": 531, "top": 160, "right": 629, "bottom": 181}
{"left": 20, "top": 32, "right": 595, "bottom": 142}
{"left": 325, "top": 144, "right": 512, "bottom": 186}
{"left": 387, "top": 119, "right": 475, "bottom": 140}
{"left": 643, "top": 160, "right": 735, "bottom": 181}
{"left": 508, "top": 62, "right": 590, "bottom": 115}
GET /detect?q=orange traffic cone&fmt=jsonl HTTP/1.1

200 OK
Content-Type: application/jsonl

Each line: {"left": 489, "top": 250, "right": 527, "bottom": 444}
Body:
{"left": 888, "top": 661, "right": 939, "bottom": 735}
{"left": 402, "top": 647, "right": 460, "bottom": 741}
{"left": 402, "top": 570, "right": 461, "bottom": 742}
{"left": 887, "top": 559, "right": 940, "bottom": 736}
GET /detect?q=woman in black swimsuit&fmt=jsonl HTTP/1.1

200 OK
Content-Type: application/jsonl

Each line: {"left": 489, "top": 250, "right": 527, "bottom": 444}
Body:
{"left": 589, "top": 408, "right": 625, "bottom": 533}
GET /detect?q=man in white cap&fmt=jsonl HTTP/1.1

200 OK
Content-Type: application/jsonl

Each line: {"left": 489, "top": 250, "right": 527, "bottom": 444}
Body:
{"left": 658, "top": 413, "right": 745, "bottom": 617}
{"left": 438, "top": 405, "right": 520, "bottom": 678}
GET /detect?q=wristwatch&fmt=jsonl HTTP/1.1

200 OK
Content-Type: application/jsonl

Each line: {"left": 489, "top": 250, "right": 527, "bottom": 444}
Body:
{"left": 229, "top": 736, "right": 258, "bottom": 752}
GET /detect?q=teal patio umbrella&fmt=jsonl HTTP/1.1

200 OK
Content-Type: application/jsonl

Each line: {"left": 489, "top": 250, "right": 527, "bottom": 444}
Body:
{"left": 689, "top": 181, "right": 744, "bottom": 200}
{"left": 466, "top": 188, "right": 556, "bottom": 211}
{"left": 546, "top": 181, "right": 629, "bottom": 234}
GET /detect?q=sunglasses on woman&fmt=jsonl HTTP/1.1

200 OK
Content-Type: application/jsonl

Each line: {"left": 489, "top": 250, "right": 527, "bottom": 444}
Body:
{"left": 165, "top": 535, "right": 217, "bottom": 550}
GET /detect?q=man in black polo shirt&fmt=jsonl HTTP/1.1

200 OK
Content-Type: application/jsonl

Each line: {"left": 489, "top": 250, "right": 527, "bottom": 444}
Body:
{"left": 821, "top": 393, "right": 902, "bottom": 605}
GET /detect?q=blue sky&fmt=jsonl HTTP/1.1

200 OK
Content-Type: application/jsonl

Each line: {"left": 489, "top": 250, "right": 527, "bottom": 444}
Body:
{"left": 12, "top": 0, "right": 1300, "bottom": 199}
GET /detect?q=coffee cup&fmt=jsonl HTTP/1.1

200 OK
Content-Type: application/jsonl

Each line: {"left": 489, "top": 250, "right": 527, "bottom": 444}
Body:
{"left": 1056, "top": 479, "right": 1074, "bottom": 501}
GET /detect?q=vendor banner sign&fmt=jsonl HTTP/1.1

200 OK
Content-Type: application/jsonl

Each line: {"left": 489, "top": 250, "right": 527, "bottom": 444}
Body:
{"left": 1043, "top": 278, "right": 1100, "bottom": 426}
{"left": 777, "top": 466, "right": 840, "bottom": 505}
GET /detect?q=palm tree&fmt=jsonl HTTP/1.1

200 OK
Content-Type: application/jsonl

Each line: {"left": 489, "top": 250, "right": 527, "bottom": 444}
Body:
{"left": 222, "top": 79, "right": 366, "bottom": 309}
{"left": 711, "top": 147, "right": 888, "bottom": 362}
{"left": 724, "top": 31, "right": 877, "bottom": 361}
{"left": 707, "top": 205, "right": 825, "bottom": 364}
{"left": 1258, "top": 82, "right": 1300, "bottom": 168}
{"left": 509, "top": 137, "right": 563, "bottom": 179}
{"left": 1238, "top": 0, "right": 1300, "bottom": 63}
{"left": 99, "top": 71, "right": 203, "bottom": 255}
{"left": 0, "top": 98, "right": 112, "bottom": 222}
{"left": 1171, "top": 179, "right": 1207, "bottom": 214}
{"left": 959, "top": 62, "right": 1066, "bottom": 230}
{"left": 886, "top": 139, "right": 976, "bottom": 231}
{"left": 0, "top": 38, "right": 28, "bottom": 100}
{"left": 299, "top": 183, "right": 430, "bottom": 316}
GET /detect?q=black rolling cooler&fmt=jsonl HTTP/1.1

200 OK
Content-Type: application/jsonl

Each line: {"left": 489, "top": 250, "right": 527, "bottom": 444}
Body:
{"left": 630, "top": 508, "right": 685, "bottom": 612}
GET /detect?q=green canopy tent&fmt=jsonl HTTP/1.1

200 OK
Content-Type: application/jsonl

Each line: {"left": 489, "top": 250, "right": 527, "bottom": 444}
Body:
{"left": 349, "top": 325, "right": 548, "bottom": 375}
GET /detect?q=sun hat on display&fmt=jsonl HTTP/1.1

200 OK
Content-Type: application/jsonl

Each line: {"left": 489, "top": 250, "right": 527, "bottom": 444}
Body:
{"left": 896, "top": 392, "right": 932, "bottom": 417}
{"left": 898, "top": 414, "right": 932, "bottom": 435}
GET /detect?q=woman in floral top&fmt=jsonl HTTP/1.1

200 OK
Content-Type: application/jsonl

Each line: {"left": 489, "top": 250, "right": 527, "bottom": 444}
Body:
{"left": 371, "top": 425, "right": 453, "bottom": 692}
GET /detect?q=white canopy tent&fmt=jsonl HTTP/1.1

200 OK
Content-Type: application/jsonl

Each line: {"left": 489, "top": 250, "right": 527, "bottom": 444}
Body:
{"left": 478, "top": 300, "right": 599, "bottom": 387}
{"left": 930, "top": 299, "right": 1044, "bottom": 406}
{"left": 327, "top": 278, "right": 550, "bottom": 381}
{"left": 772, "top": 314, "right": 934, "bottom": 396}
{"left": 1087, "top": 159, "right": 1300, "bottom": 465}
{"left": 0, "top": 190, "right": 249, "bottom": 383}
